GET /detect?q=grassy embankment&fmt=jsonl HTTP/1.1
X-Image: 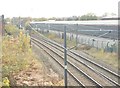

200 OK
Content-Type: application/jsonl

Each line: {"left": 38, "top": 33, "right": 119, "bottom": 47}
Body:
{"left": 42, "top": 32, "right": 118, "bottom": 69}
{"left": 1, "top": 25, "right": 64, "bottom": 87}
{"left": 1, "top": 24, "right": 40, "bottom": 87}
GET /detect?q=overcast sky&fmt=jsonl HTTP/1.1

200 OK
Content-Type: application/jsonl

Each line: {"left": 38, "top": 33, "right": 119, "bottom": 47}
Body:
{"left": 0, "top": 0, "right": 119, "bottom": 18}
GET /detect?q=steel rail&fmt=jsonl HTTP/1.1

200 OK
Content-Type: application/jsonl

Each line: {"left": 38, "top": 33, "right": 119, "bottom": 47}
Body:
{"left": 30, "top": 27, "right": 119, "bottom": 86}
{"left": 32, "top": 40, "right": 85, "bottom": 87}
{"left": 35, "top": 37, "right": 120, "bottom": 86}
{"left": 32, "top": 33, "right": 119, "bottom": 78}
{"left": 31, "top": 38, "right": 103, "bottom": 87}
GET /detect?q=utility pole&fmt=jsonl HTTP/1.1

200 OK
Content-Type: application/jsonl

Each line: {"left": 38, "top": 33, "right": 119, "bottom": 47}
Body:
{"left": 76, "top": 24, "right": 78, "bottom": 49}
{"left": 64, "top": 25, "right": 67, "bottom": 88}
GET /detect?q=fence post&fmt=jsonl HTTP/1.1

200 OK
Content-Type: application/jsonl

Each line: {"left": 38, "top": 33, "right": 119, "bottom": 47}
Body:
{"left": 92, "top": 39, "right": 95, "bottom": 47}
{"left": 2, "top": 15, "right": 4, "bottom": 36}
{"left": 106, "top": 42, "right": 110, "bottom": 52}
{"left": 97, "top": 40, "right": 98, "bottom": 50}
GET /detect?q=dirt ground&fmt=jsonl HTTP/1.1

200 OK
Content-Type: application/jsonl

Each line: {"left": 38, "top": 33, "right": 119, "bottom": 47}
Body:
{"left": 12, "top": 50, "right": 64, "bottom": 86}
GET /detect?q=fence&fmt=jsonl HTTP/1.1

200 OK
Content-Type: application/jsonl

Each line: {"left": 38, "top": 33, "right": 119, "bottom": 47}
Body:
{"left": 50, "top": 30, "right": 117, "bottom": 53}
{"left": 30, "top": 22, "right": 118, "bottom": 53}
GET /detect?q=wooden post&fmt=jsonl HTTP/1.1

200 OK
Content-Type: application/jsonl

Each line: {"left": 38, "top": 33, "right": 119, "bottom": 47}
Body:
{"left": 2, "top": 15, "right": 4, "bottom": 36}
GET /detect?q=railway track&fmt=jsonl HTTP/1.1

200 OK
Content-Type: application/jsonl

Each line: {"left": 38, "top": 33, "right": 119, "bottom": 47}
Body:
{"left": 31, "top": 31, "right": 120, "bottom": 86}
{"left": 35, "top": 36, "right": 120, "bottom": 86}
{"left": 32, "top": 38, "right": 100, "bottom": 87}
{"left": 31, "top": 35, "right": 119, "bottom": 87}
{"left": 32, "top": 40, "right": 84, "bottom": 87}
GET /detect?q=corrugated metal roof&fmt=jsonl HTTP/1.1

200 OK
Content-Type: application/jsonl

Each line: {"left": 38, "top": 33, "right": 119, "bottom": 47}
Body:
{"left": 30, "top": 20, "right": 118, "bottom": 25}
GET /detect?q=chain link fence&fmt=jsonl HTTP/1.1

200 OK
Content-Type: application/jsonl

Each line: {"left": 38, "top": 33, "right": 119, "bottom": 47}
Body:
{"left": 50, "top": 30, "right": 117, "bottom": 53}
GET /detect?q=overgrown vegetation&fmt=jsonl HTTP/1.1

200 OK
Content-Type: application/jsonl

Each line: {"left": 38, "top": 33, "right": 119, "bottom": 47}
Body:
{"left": 84, "top": 48, "right": 118, "bottom": 68}
{"left": 75, "top": 44, "right": 118, "bottom": 68}
{"left": 2, "top": 31, "right": 33, "bottom": 86}
{"left": 5, "top": 24, "right": 19, "bottom": 35}
{"left": 2, "top": 26, "right": 64, "bottom": 87}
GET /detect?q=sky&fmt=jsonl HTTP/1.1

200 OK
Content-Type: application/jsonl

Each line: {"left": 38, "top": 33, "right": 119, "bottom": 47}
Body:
{"left": 0, "top": 0, "right": 119, "bottom": 18}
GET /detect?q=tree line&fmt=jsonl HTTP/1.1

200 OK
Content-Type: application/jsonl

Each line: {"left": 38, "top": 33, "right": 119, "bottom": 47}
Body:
{"left": 4, "top": 12, "right": 117, "bottom": 29}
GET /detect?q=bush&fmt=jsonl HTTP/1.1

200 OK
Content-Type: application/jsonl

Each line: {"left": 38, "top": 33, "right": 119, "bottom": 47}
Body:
{"left": 5, "top": 24, "right": 19, "bottom": 35}
{"left": 2, "top": 31, "right": 31, "bottom": 78}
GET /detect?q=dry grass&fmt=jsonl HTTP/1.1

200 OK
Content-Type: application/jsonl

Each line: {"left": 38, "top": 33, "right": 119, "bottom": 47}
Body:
{"left": 85, "top": 48, "right": 118, "bottom": 68}
{"left": 43, "top": 33, "right": 118, "bottom": 69}
{"left": 44, "top": 33, "right": 76, "bottom": 48}
{"left": 13, "top": 57, "right": 64, "bottom": 86}
{"left": 77, "top": 44, "right": 118, "bottom": 68}
{"left": 2, "top": 31, "right": 64, "bottom": 87}
{"left": 2, "top": 31, "right": 34, "bottom": 87}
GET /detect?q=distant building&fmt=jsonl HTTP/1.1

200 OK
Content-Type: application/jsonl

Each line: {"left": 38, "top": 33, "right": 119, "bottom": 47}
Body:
{"left": 101, "top": 15, "right": 119, "bottom": 20}
{"left": 48, "top": 20, "right": 55, "bottom": 22}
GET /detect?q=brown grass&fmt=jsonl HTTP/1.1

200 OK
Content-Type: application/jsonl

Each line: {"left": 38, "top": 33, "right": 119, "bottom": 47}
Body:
{"left": 43, "top": 33, "right": 118, "bottom": 69}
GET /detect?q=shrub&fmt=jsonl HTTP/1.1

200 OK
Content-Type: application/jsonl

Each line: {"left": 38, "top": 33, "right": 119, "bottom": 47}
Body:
{"left": 2, "top": 31, "right": 31, "bottom": 78}
{"left": 5, "top": 24, "right": 19, "bottom": 35}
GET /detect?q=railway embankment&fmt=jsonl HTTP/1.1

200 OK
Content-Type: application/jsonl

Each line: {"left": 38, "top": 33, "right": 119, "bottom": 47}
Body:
{"left": 2, "top": 29, "right": 63, "bottom": 87}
